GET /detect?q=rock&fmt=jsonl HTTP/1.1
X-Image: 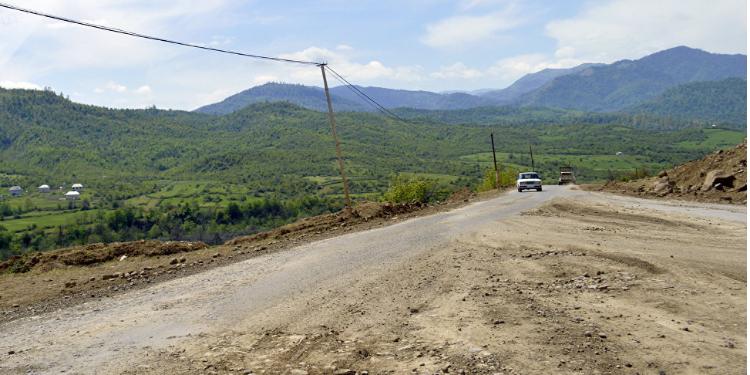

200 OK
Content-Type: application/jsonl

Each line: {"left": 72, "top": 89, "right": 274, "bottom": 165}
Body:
{"left": 179, "top": 257, "right": 187, "bottom": 263}
{"left": 102, "top": 274, "right": 117, "bottom": 280}
{"left": 169, "top": 258, "right": 179, "bottom": 265}
{"left": 119, "top": 255, "right": 127, "bottom": 261}
{"left": 598, "top": 333, "right": 607, "bottom": 339}
{"left": 584, "top": 331, "right": 593, "bottom": 337}
{"left": 682, "top": 327, "right": 691, "bottom": 332}
{"left": 702, "top": 170, "right": 735, "bottom": 191}
{"left": 493, "top": 320, "right": 505, "bottom": 325}
{"left": 289, "top": 370, "right": 308, "bottom": 375}
{"left": 64, "top": 281, "right": 76, "bottom": 288}
{"left": 7, "top": 350, "right": 15, "bottom": 355}
{"left": 652, "top": 180, "right": 672, "bottom": 194}
{"left": 658, "top": 170, "right": 668, "bottom": 178}
{"left": 333, "top": 370, "right": 355, "bottom": 375}
{"left": 212, "top": 253, "right": 221, "bottom": 258}
{"left": 409, "top": 307, "right": 419, "bottom": 314}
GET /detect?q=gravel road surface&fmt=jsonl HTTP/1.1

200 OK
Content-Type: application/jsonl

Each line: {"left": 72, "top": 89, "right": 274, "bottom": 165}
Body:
{"left": 0, "top": 186, "right": 745, "bottom": 374}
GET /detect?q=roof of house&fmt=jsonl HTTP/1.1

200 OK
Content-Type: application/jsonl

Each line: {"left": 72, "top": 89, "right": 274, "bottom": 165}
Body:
{"left": 65, "top": 191, "right": 80, "bottom": 196}
{"left": 72, "top": 183, "right": 83, "bottom": 187}
{"left": 9, "top": 186, "right": 22, "bottom": 190}
{"left": 39, "top": 184, "right": 50, "bottom": 189}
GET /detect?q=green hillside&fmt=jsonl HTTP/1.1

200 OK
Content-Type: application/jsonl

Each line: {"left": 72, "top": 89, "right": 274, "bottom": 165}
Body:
{"left": 520, "top": 47, "right": 746, "bottom": 111}
{"left": 626, "top": 78, "right": 747, "bottom": 125}
{"left": 0, "top": 88, "right": 744, "bottom": 259}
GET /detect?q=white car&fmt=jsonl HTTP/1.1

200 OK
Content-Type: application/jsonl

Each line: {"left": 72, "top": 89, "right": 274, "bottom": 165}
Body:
{"left": 516, "top": 172, "right": 542, "bottom": 192}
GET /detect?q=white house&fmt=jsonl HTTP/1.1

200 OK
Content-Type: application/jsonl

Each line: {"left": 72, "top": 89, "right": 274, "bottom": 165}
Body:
{"left": 65, "top": 191, "right": 80, "bottom": 200}
{"left": 38, "top": 184, "right": 51, "bottom": 193}
{"left": 9, "top": 186, "right": 22, "bottom": 197}
{"left": 72, "top": 183, "right": 84, "bottom": 191}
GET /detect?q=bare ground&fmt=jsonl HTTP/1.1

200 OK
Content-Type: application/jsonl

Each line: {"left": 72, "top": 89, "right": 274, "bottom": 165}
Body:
{"left": 133, "top": 195, "right": 745, "bottom": 375}
{"left": 0, "top": 188, "right": 745, "bottom": 374}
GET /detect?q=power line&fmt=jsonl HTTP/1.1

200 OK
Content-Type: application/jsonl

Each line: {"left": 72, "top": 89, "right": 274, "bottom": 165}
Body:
{"left": 0, "top": 2, "right": 406, "bottom": 123}
{"left": 324, "top": 66, "right": 407, "bottom": 122}
{"left": 0, "top": 2, "right": 320, "bottom": 66}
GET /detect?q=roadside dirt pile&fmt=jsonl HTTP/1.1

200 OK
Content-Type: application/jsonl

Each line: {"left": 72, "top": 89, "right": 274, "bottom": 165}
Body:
{"left": 0, "top": 240, "right": 207, "bottom": 274}
{"left": 592, "top": 140, "right": 747, "bottom": 204}
{"left": 226, "top": 200, "right": 428, "bottom": 246}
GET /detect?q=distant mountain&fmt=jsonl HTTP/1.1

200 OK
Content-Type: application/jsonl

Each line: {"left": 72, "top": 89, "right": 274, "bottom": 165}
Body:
{"left": 479, "top": 63, "right": 603, "bottom": 103}
{"left": 195, "top": 83, "right": 366, "bottom": 114}
{"left": 518, "top": 46, "right": 746, "bottom": 111}
{"left": 625, "top": 78, "right": 747, "bottom": 125}
{"left": 330, "top": 86, "right": 495, "bottom": 110}
{"left": 196, "top": 83, "right": 495, "bottom": 114}
{"left": 197, "top": 46, "right": 747, "bottom": 120}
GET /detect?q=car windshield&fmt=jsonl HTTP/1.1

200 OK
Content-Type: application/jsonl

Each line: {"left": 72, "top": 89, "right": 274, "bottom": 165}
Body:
{"left": 520, "top": 173, "right": 539, "bottom": 179}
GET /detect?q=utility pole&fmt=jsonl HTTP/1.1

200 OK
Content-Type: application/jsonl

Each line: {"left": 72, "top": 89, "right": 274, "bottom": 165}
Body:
{"left": 490, "top": 133, "right": 500, "bottom": 189}
{"left": 319, "top": 63, "right": 352, "bottom": 210}
{"left": 529, "top": 144, "right": 535, "bottom": 171}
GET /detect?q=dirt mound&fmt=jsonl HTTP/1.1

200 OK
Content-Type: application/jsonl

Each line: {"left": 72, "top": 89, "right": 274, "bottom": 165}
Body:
{"left": 446, "top": 187, "right": 477, "bottom": 203}
{"left": 0, "top": 240, "right": 208, "bottom": 273}
{"left": 591, "top": 140, "right": 747, "bottom": 204}
{"left": 226, "top": 201, "right": 426, "bottom": 246}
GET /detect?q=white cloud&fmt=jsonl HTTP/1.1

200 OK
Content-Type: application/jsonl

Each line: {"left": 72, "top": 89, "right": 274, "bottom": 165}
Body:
{"left": 134, "top": 85, "right": 152, "bottom": 95}
{"left": 488, "top": 53, "right": 582, "bottom": 82}
{"left": 431, "top": 63, "right": 483, "bottom": 79}
{"left": 105, "top": 81, "right": 127, "bottom": 93}
{"left": 546, "top": 0, "right": 747, "bottom": 63}
{"left": 421, "top": 4, "right": 524, "bottom": 48}
{"left": 278, "top": 46, "right": 424, "bottom": 84}
{"left": 0, "top": 80, "right": 42, "bottom": 90}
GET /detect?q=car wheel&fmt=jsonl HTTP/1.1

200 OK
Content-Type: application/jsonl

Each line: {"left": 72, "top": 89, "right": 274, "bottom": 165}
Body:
{"left": 537, "top": 187, "right": 542, "bottom": 192}
{"left": 518, "top": 188, "right": 522, "bottom": 193}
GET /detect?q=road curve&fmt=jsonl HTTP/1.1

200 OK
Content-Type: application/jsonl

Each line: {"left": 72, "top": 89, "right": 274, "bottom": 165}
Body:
{"left": 0, "top": 186, "right": 742, "bottom": 374}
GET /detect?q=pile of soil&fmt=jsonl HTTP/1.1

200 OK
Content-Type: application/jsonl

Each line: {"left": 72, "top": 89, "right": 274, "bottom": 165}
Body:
{"left": 226, "top": 200, "right": 427, "bottom": 246}
{"left": 591, "top": 140, "right": 747, "bottom": 204}
{"left": 0, "top": 240, "right": 207, "bottom": 274}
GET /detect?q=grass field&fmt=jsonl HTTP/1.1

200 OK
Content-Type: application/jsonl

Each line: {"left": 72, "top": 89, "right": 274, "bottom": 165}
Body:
{"left": 677, "top": 129, "right": 746, "bottom": 150}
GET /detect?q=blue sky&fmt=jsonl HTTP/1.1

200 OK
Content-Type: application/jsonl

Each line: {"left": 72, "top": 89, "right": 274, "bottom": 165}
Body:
{"left": 0, "top": 0, "right": 746, "bottom": 110}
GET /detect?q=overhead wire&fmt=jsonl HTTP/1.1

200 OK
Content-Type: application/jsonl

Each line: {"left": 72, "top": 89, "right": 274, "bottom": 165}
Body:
{"left": 0, "top": 2, "right": 320, "bottom": 66}
{"left": 324, "top": 66, "right": 407, "bottom": 122}
{"left": 0, "top": 2, "right": 408, "bottom": 122}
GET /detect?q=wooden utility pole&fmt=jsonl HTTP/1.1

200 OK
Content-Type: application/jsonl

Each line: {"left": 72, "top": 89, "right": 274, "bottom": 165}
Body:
{"left": 319, "top": 63, "right": 352, "bottom": 210}
{"left": 529, "top": 144, "right": 535, "bottom": 171}
{"left": 490, "top": 133, "right": 500, "bottom": 189}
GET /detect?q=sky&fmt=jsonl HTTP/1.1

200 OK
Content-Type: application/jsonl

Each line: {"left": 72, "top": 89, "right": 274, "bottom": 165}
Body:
{"left": 0, "top": 0, "right": 746, "bottom": 110}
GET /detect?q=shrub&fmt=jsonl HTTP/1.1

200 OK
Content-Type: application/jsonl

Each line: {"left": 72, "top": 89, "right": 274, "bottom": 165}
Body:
{"left": 476, "top": 167, "right": 519, "bottom": 192}
{"left": 383, "top": 176, "right": 435, "bottom": 204}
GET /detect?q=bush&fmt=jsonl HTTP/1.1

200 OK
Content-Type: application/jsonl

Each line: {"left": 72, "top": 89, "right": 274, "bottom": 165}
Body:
{"left": 476, "top": 167, "right": 519, "bottom": 192}
{"left": 383, "top": 176, "right": 435, "bottom": 204}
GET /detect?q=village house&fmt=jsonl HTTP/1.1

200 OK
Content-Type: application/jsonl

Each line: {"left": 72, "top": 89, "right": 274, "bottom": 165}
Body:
{"left": 65, "top": 191, "right": 80, "bottom": 200}
{"left": 38, "top": 184, "right": 51, "bottom": 193}
{"left": 9, "top": 186, "right": 23, "bottom": 197}
{"left": 72, "top": 183, "right": 84, "bottom": 191}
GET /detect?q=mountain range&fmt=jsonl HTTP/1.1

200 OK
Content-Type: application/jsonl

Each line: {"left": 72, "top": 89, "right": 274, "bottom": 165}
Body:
{"left": 196, "top": 46, "right": 746, "bottom": 124}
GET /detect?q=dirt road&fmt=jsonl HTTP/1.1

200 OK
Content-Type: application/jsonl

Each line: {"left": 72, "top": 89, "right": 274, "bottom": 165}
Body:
{"left": 0, "top": 186, "right": 745, "bottom": 374}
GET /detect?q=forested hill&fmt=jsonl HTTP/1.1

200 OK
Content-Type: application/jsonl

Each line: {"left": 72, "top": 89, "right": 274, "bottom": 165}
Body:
{"left": 517, "top": 46, "right": 746, "bottom": 111}
{"left": 1, "top": 87, "right": 745, "bottom": 189}
{"left": 625, "top": 78, "right": 747, "bottom": 124}
{"left": 195, "top": 83, "right": 496, "bottom": 114}
{"left": 197, "top": 46, "right": 746, "bottom": 117}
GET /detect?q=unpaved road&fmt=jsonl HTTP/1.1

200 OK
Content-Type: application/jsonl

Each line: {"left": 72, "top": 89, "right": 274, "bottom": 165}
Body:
{"left": 0, "top": 186, "right": 745, "bottom": 374}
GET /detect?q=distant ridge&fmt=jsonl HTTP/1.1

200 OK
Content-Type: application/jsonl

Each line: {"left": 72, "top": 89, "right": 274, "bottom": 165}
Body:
{"left": 196, "top": 46, "right": 747, "bottom": 119}
{"left": 517, "top": 46, "right": 747, "bottom": 111}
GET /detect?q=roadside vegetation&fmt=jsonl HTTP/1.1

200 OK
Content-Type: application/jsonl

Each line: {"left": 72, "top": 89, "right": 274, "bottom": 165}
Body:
{"left": 0, "top": 88, "right": 745, "bottom": 260}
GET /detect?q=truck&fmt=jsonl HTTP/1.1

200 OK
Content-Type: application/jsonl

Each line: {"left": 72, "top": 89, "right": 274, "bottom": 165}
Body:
{"left": 558, "top": 166, "right": 576, "bottom": 185}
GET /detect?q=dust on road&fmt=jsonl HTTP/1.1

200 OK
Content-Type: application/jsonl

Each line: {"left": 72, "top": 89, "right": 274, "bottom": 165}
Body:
{"left": 0, "top": 187, "right": 745, "bottom": 374}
